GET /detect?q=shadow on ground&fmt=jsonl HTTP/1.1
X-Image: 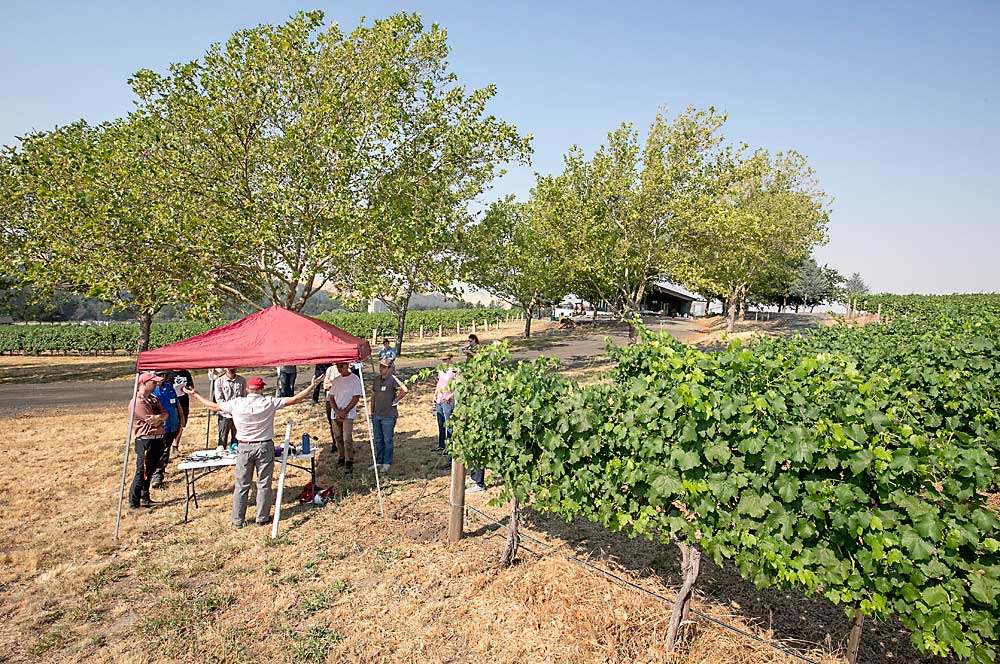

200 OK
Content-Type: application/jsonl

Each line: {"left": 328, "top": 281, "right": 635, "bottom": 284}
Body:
{"left": 0, "top": 358, "right": 137, "bottom": 384}
{"left": 504, "top": 507, "right": 957, "bottom": 664}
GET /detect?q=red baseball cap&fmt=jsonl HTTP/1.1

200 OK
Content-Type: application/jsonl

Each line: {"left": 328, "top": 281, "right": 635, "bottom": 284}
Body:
{"left": 247, "top": 377, "right": 265, "bottom": 390}
{"left": 138, "top": 372, "right": 164, "bottom": 385}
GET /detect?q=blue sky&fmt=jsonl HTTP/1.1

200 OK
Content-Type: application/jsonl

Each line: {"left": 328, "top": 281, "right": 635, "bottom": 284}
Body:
{"left": 2, "top": 1, "right": 998, "bottom": 293}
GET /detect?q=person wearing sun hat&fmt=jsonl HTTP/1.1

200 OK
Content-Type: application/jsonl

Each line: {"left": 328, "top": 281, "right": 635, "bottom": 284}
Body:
{"left": 369, "top": 356, "right": 408, "bottom": 473}
{"left": 127, "top": 372, "right": 169, "bottom": 512}
{"left": 185, "top": 373, "right": 321, "bottom": 528}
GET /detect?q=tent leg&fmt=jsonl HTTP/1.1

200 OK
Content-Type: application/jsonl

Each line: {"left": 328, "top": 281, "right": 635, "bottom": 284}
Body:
{"left": 204, "top": 377, "right": 214, "bottom": 449}
{"left": 114, "top": 373, "right": 141, "bottom": 540}
{"left": 271, "top": 420, "right": 293, "bottom": 539}
{"left": 358, "top": 363, "right": 385, "bottom": 516}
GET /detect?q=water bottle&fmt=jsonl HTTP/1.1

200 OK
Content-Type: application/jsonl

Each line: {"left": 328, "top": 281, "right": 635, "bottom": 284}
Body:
{"left": 301, "top": 433, "right": 311, "bottom": 455}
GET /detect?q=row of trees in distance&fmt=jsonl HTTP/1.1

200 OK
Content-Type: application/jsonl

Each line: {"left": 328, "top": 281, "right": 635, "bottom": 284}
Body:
{"left": 1, "top": 10, "right": 853, "bottom": 349}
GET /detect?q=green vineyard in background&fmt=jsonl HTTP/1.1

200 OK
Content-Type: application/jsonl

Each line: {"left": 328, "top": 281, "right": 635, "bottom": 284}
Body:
{"left": 0, "top": 308, "right": 509, "bottom": 354}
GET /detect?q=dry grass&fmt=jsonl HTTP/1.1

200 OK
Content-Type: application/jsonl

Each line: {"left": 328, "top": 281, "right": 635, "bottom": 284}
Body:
{"left": 0, "top": 336, "right": 958, "bottom": 664}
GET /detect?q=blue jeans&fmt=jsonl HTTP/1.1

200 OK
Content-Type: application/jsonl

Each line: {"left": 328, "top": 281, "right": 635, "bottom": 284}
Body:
{"left": 372, "top": 415, "right": 397, "bottom": 465}
{"left": 278, "top": 371, "right": 296, "bottom": 397}
{"left": 435, "top": 401, "right": 453, "bottom": 449}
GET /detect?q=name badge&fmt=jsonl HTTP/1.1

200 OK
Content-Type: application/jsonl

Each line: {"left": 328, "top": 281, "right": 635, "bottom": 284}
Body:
{"left": 380, "top": 386, "right": 387, "bottom": 392}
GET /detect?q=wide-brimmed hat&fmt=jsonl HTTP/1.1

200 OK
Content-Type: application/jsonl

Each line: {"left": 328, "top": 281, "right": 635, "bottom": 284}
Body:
{"left": 379, "top": 357, "right": 393, "bottom": 367}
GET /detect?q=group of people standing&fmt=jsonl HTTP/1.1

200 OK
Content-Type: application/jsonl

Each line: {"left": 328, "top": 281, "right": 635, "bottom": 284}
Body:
{"left": 126, "top": 369, "right": 194, "bottom": 509}
{"left": 126, "top": 347, "right": 409, "bottom": 528}
{"left": 126, "top": 333, "right": 480, "bottom": 528}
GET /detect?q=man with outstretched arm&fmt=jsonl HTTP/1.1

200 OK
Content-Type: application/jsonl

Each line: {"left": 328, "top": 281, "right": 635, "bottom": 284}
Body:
{"left": 185, "top": 373, "right": 321, "bottom": 528}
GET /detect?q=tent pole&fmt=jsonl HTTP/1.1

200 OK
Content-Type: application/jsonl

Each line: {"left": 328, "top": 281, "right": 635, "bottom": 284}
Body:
{"left": 357, "top": 362, "right": 385, "bottom": 516}
{"left": 114, "top": 372, "right": 141, "bottom": 540}
{"left": 204, "top": 376, "right": 214, "bottom": 449}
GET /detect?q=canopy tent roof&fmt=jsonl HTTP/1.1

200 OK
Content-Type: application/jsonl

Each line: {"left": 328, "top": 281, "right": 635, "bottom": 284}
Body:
{"left": 136, "top": 305, "right": 371, "bottom": 370}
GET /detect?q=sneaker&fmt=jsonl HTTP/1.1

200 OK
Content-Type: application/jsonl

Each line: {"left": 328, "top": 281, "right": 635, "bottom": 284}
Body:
{"left": 345, "top": 461, "right": 354, "bottom": 474}
{"left": 254, "top": 518, "right": 272, "bottom": 527}
{"left": 379, "top": 464, "right": 391, "bottom": 474}
{"left": 231, "top": 522, "right": 243, "bottom": 530}
{"left": 466, "top": 483, "right": 484, "bottom": 494}
{"left": 336, "top": 458, "right": 345, "bottom": 467}
{"left": 150, "top": 479, "right": 162, "bottom": 490}
{"left": 127, "top": 504, "right": 150, "bottom": 514}
{"left": 367, "top": 464, "right": 378, "bottom": 471}
{"left": 140, "top": 496, "right": 155, "bottom": 507}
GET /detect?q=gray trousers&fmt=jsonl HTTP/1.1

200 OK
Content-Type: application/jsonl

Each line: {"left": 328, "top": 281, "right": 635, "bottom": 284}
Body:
{"left": 232, "top": 441, "right": 275, "bottom": 526}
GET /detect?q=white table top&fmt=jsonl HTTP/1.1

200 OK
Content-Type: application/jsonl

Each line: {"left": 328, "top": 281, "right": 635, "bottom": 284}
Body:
{"left": 177, "top": 447, "right": 319, "bottom": 471}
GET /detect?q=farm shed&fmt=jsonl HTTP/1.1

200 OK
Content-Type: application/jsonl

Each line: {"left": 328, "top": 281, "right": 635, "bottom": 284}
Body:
{"left": 641, "top": 283, "right": 698, "bottom": 316}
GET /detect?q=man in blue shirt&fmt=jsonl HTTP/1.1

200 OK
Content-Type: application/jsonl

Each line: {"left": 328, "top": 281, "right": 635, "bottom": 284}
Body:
{"left": 151, "top": 371, "right": 186, "bottom": 490}
{"left": 377, "top": 339, "right": 396, "bottom": 367}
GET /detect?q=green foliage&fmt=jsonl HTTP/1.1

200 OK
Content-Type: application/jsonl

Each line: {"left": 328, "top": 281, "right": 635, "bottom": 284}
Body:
{"left": 130, "top": 11, "right": 528, "bottom": 314}
{"left": 531, "top": 107, "right": 728, "bottom": 318}
{"left": 449, "top": 294, "right": 1000, "bottom": 663}
{"left": 0, "top": 309, "right": 508, "bottom": 354}
{"left": 461, "top": 196, "right": 569, "bottom": 336}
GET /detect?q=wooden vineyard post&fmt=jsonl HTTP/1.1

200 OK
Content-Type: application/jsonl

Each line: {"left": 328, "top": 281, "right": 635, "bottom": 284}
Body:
{"left": 420, "top": 325, "right": 424, "bottom": 339}
{"left": 448, "top": 459, "right": 466, "bottom": 543}
{"left": 457, "top": 322, "right": 461, "bottom": 336}
{"left": 665, "top": 538, "right": 701, "bottom": 655}
{"left": 472, "top": 321, "right": 477, "bottom": 334}
{"left": 371, "top": 328, "right": 377, "bottom": 345}
{"left": 846, "top": 607, "right": 865, "bottom": 664}
{"left": 501, "top": 496, "right": 520, "bottom": 567}
{"left": 877, "top": 303, "right": 882, "bottom": 323}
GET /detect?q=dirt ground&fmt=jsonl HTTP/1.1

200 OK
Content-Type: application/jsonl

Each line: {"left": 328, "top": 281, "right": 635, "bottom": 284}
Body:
{"left": 1, "top": 313, "right": 967, "bottom": 664}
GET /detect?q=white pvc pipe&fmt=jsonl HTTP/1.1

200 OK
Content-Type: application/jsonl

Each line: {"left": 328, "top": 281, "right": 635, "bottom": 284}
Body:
{"left": 113, "top": 372, "right": 141, "bottom": 540}
{"left": 358, "top": 362, "right": 385, "bottom": 516}
{"left": 204, "top": 376, "right": 215, "bottom": 449}
{"left": 270, "top": 419, "right": 293, "bottom": 539}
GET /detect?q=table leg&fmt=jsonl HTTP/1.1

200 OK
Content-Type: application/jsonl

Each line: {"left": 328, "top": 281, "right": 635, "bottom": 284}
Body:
{"left": 191, "top": 472, "right": 199, "bottom": 509}
{"left": 311, "top": 456, "right": 316, "bottom": 503}
{"left": 183, "top": 469, "right": 191, "bottom": 523}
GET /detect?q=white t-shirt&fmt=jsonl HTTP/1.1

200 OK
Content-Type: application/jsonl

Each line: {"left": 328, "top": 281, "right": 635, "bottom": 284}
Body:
{"left": 217, "top": 394, "right": 287, "bottom": 441}
{"left": 328, "top": 373, "right": 363, "bottom": 419}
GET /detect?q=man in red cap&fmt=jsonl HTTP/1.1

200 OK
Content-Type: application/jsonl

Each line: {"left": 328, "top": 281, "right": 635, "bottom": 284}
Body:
{"left": 185, "top": 373, "right": 321, "bottom": 528}
{"left": 128, "top": 372, "right": 169, "bottom": 512}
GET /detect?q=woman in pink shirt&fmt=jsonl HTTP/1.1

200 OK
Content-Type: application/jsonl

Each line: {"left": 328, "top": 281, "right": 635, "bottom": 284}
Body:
{"left": 433, "top": 353, "right": 457, "bottom": 453}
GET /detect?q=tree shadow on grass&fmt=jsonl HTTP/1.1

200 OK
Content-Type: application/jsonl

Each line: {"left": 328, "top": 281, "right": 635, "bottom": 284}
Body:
{"left": 0, "top": 358, "right": 137, "bottom": 384}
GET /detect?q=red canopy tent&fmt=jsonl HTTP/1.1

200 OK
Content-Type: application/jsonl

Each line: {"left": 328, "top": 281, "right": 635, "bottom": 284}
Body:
{"left": 137, "top": 305, "right": 371, "bottom": 369}
{"left": 115, "top": 306, "right": 377, "bottom": 539}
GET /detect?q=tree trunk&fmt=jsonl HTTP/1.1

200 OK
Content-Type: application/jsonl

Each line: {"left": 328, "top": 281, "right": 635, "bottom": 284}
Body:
{"left": 521, "top": 304, "right": 533, "bottom": 338}
{"left": 136, "top": 310, "right": 154, "bottom": 354}
{"left": 738, "top": 299, "right": 747, "bottom": 322}
{"left": 665, "top": 538, "right": 701, "bottom": 654}
{"left": 726, "top": 299, "right": 737, "bottom": 334}
{"left": 501, "top": 496, "right": 520, "bottom": 567}
{"left": 393, "top": 289, "right": 413, "bottom": 357}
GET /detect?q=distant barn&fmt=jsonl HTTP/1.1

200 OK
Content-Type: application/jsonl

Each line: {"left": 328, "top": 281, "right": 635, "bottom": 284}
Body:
{"left": 641, "top": 282, "right": 700, "bottom": 317}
